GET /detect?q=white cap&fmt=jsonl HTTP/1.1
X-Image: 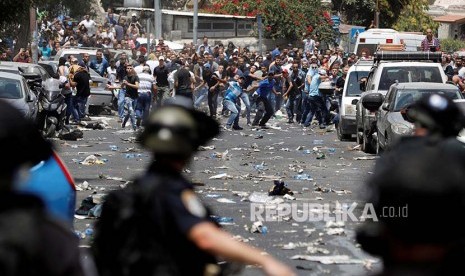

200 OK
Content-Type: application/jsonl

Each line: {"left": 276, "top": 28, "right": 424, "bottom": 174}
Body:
{"left": 318, "top": 69, "right": 327, "bottom": 75}
{"left": 132, "top": 13, "right": 137, "bottom": 17}
{"left": 159, "top": 56, "right": 165, "bottom": 60}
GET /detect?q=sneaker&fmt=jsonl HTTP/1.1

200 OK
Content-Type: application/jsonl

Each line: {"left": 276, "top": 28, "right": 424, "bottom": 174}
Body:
{"left": 319, "top": 124, "right": 326, "bottom": 129}
{"left": 287, "top": 120, "right": 294, "bottom": 124}
{"left": 223, "top": 125, "right": 232, "bottom": 131}
{"left": 232, "top": 125, "right": 243, "bottom": 130}
{"left": 136, "top": 118, "right": 141, "bottom": 127}
{"left": 81, "top": 116, "right": 91, "bottom": 121}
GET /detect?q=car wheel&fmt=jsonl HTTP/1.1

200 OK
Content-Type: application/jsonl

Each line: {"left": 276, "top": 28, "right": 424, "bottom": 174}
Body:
{"left": 337, "top": 123, "right": 351, "bottom": 141}
{"left": 362, "top": 133, "right": 375, "bottom": 154}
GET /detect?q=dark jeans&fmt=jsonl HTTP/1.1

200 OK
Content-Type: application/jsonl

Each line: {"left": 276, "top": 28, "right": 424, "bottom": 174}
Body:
{"left": 303, "top": 95, "right": 327, "bottom": 126}
{"left": 73, "top": 95, "right": 88, "bottom": 121}
{"left": 253, "top": 96, "right": 273, "bottom": 126}
{"left": 207, "top": 90, "right": 219, "bottom": 117}
{"left": 135, "top": 92, "right": 151, "bottom": 125}
{"left": 64, "top": 94, "right": 79, "bottom": 124}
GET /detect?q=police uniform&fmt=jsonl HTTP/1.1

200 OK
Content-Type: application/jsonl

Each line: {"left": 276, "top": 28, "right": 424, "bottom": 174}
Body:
{"left": 144, "top": 162, "right": 219, "bottom": 276}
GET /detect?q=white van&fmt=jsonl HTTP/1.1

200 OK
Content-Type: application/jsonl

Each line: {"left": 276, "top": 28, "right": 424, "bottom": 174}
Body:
{"left": 354, "top": 28, "right": 424, "bottom": 56}
{"left": 337, "top": 60, "right": 373, "bottom": 140}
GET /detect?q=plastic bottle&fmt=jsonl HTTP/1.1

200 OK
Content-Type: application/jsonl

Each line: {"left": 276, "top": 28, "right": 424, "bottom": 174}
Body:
{"left": 84, "top": 228, "right": 94, "bottom": 236}
{"left": 261, "top": 226, "right": 268, "bottom": 235}
{"left": 210, "top": 216, "right": 234, "bottom": 223}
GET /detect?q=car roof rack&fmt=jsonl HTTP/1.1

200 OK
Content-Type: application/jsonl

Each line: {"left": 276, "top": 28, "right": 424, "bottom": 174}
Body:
{"left": 374, "top": 51, "right": 442, "bottom": 63}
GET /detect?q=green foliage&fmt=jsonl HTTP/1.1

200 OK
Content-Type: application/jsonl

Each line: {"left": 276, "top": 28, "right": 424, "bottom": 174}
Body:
{"left": 332, "top": 0, "right": 402, "bottom": 28}
{"left": 440, "top": 39, "right": 465, "bottom": 53}
{"left": 204, "top": 0, "right": 335, "bottom": 43}
{"left": 392, "top": 0, "right": 439, "bottom": 32}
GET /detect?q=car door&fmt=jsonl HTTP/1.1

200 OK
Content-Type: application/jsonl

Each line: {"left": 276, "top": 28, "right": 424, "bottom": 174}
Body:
{"left": 377, "top": 86, "right": 395, "bottom": 145}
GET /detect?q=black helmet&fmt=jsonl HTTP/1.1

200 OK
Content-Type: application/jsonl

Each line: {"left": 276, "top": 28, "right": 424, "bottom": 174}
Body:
{"left": 0, "top": 100, "right": 52, "bottom": 176}
{"left": 405, "top": 94, "right": 465, "bottom": 137}
{"left": 138, "top": 98, "right": 219, "bottom": 157}
{"left": 357, "top": 146, "right": 465, "bottom": 256}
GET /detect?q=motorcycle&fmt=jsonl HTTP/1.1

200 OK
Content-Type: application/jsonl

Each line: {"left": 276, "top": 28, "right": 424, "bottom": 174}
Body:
{"left": 37, "top": 79, "right": 67, "bottom": 138}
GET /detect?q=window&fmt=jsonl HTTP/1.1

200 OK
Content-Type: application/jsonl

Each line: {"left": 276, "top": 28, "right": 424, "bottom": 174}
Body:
{"left": 379, "top": 66, "right": 442, "bottom": 91}
{"left": 347, "top": 71, "right": 369, "bottom": 96}
{"left": 188, "top": 19, "right": 235, "bottom": 32}
{"left": 0, "top": 78, "right": 22, "bottom": 99}
{"left": 393, "top": 89, "right": 461, "bottom": 111}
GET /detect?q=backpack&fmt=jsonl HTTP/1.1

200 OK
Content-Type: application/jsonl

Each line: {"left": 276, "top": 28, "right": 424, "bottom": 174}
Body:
{"left": 92, "top": 174, "right": 179, "bottom": 276}
{"left": 0, "top": 209, "right": 41, "bottom": 276}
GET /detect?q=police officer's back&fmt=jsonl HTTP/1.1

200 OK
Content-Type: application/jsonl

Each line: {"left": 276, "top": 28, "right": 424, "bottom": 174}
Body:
{"left": 0, "top": 101, "right": 83, "bottom": 276}
{"left": 93, "top": 98, "right": 294, "bottom": 276}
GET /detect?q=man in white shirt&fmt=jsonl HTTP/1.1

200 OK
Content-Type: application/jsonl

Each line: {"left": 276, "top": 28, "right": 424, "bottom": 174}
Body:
{"left": 79, "top": 15, "right": 97, "bottom": 37}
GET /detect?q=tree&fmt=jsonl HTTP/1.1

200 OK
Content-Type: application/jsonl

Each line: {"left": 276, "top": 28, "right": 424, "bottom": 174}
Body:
{"left": 203, "top": 0, "right": 335, "bottom": 44}
{"left": 0, "top": 0, "right": 92, "bottom": 51}
{"left": 392, "top": 0, "right": 439, "bottom": 32}
{"left": 332, "top": 0, "right": 402, "bottom": 28}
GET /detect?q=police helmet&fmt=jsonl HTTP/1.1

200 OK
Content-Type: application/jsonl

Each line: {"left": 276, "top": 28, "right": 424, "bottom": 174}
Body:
{"left": 139, "top": 98, "right": 219, "bottom": 157}
{"left": 357, "top": 147, "right": 465, "bottom": 256}
{"left": 0, "top": 100, "right": 52, "bottom": 177}
{"left": 406, "top": 94, "right": 465, "bottom": 137}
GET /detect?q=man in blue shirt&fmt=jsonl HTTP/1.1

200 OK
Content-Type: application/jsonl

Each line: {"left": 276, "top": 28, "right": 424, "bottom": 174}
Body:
{"left": 90, "top": 49, "right": 109, "bottom": 77}
{"left": 252, "top": 72, "right": 281, "bottom": 128}
{"left": 302, "top": 69, "right": 328, "bottom": 129}
{"left": 39, "top": 41, "right": 52, "bottom": 61}
{"left": 220, "top": 75, "right": 245, "bottom": 130}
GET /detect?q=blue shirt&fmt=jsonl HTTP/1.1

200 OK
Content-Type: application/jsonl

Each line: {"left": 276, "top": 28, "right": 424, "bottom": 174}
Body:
{"left": 305, "top": 69, "right": 318, "bottom": 92}
{"left": 90, "top": 58, "right": 109, "bottom": 77}
{"left": 224, "top": 81, "right": 243, "bottom": 102}
{"left": 257, "top": 78, "right": 276, "bottom": 98}
{"left": 40, "top": 46, "right": 52, "bottom": 60}
{"left": 309, "top": 74, "right": 322, "bottom": 97}
{"left": 271, "top": 48, "right": 280, "bottom": 59}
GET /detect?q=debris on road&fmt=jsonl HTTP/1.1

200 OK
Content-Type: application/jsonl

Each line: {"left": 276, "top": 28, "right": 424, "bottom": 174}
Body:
{"left": 209, "top": 173, "right": 233, "bottom": 180}
{"left": 268, "top": 180, "right": 293, "bottom": 196}
{"left": 290, "top": 255, "right": 367, "bottom": 264}
{"left": 353, "top": 156, "right": 378, "bottom": 160}
{"left": 80, "top": 154, "right": 107, "bottom": 165}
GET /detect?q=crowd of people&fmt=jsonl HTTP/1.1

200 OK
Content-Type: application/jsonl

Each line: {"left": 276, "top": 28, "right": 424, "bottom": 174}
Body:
{"left": 2, "top": 12, "right": 465, "bottom": 132}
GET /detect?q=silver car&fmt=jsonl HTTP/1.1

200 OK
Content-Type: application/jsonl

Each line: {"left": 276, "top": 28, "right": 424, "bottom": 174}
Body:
{"left": 375, "top": 82, "right": 463, "bottom": 152}
{"left": 0, "top": 72, "right": 38, "bottom": 120}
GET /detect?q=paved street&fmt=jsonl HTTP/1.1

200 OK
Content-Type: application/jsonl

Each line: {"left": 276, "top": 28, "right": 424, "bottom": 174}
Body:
{"left": 57, "top": 111, "right": 381, "bottom": 275}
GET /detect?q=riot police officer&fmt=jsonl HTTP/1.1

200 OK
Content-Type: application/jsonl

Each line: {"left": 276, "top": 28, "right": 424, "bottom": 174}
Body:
{"left": 94, "top": 97, "right": 294, "bottom": 276}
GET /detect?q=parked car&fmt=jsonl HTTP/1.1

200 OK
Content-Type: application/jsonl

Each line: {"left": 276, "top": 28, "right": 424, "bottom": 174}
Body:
{"left": 337, "top": 59, "right": 372, "bottom": 140}
{"left": 362, "top": 82, "right": 463, "bottom": 153}
{"left": 355, "top": 51, "right": 447, "bottom": 153}
{"left": 38, "top": 60, "right": 113, "bottom": 115}
{"left": 0, "top": 72, "right": 38, "bottom": 120}
{"left": 0, "top": 61, "right": 52, "bottom": 83}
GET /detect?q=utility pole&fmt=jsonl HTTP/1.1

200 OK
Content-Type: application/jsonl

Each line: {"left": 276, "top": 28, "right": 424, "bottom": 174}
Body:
{"left": 154, "top": 0, "right": 162, "bottom": 39}
{"left": 30, "top": 7, "right": 38, "bottom": 64}
{"left": 193, "top": 0, "right": 198, "bottom": 46}
{"left": 257, "top": 14, "right": 263, "bottom": 55}
{"left": 375, "top": 0, "right": 380, "bottom": 28}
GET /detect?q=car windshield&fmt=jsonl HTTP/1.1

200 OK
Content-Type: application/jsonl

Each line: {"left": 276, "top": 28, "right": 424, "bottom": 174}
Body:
{"left": 0, "top": 78, "right": 22, "bottom": 99}
{"left": 347, "top": 71, "right": 369, "bottom": 96}
{"left": 393, "top": 89, "right": 462, "bottom": 111}
{"left": 379, "top": 66, "right": 443, "bottom": 91}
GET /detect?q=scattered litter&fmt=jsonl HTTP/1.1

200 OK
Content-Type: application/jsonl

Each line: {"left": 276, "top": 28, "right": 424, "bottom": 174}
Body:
{"left": 255, "top": 134, "right": 264, "bottom": 139}
{"left": 205, "top": 194, "right": 220, "bottom": 198}
{"left": 210, "top": 150, "right": 229, "bottom": 159}
{"left": 283, "top": 194, "right": 296, "bottom": 200}
{"left": 198, "top": 145, "right": 215, "bottom": 151}
{"left": 268, "top": 180, "right": 293, "bottom": 196}
{"left": 75, "top": 181, "right": 91, "bottom": 191}
{"left": 353, "top": 156, "right": 378, "bottom": 160}
{"left": 250, "top": 221, "right": 268, "bottom": 234}
{"left": 209, "top": 173, "right": 232, "bottom": 180}
{"left": 210, "top": 216, "right": 234, "bottom": 225}
{"left": 125, "top": 153, "right": 143, "bottom": 159}
{"left": 294, "top": 174, "right": 313, "bottom": 181}
{"left": 296, "top": 146, "right": 304, "bottom": 150}
{"left": 109, "top": 145, "right": 118, "bottom": 151}
{"left": 59, "top": 129, "right": 84, "bottom": 141}
{"left": 349, "top": 145, "right": 361, "bottom": 151}
{"left": 248, "top": 192, "right": 284, "bottom": 204}
{"left": 217, "top": 198, "right": 236, "bottom": 204}
{"left": 81, "top": 155, "right": 107, "bottom": 165}
{"left": 99, "top": 174, "right": 126, "bottom": 182}
{"left": 251, "top": 143, "right": 259, "bottom": 149}
{"left": 313, "top": 140, "right": 324, "bottom": 145}
{"left": 254, "top": 162, "right": 267, "bottom": 171}
{"left": 290, "top": 255, "right": 366, "bottom": 265}
{"left": 316, "top": 153, "right": 326, "bottom": 159}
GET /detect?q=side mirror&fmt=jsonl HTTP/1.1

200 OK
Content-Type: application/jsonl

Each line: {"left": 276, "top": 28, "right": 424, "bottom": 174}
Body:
{"left": 351, "top": 99, "right": 359, "bottom": 105}
{"left": 361, "top": 93, "right": 384, "bottom": 112}
{"left": 382, "top": 102, "right": 390, "bottom": 111}
{"left": 27, "top": 91, "right": 36, "bottom": 102}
